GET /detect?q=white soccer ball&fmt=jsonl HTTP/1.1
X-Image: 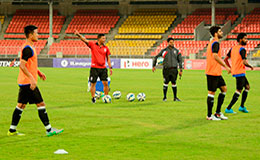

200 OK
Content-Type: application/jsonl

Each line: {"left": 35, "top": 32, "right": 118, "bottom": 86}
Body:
{"left": 102, "top": 95, "right": 112, "bottom": 103}
{"left": 126, "top": 93, "right": 135, "bottom": 102}
{"left": 157, "top": 57, "right": 164, "bottom": 66}
{"left": 113, "top": 91, "right": 121, "bottom": 99}
{"left": 137, "top": 93, "right": 146, "bottom": 102}
{"left": 95, "top": 91, "right": 102, "bottom": 99}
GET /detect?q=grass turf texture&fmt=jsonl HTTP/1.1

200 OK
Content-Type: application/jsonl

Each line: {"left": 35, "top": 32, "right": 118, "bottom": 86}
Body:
{"left": 0, "top": 67, "right": 259, "bottom": 160}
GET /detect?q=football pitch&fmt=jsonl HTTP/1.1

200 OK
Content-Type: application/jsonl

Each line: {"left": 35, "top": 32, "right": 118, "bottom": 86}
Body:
{"left": 0, "top": 67, "right": 259, "bottom": 160}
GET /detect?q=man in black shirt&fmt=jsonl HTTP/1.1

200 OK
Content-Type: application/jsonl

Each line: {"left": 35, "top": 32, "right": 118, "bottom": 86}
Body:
{"left": 152, "top": 38, "right": 183, "bottom": 102}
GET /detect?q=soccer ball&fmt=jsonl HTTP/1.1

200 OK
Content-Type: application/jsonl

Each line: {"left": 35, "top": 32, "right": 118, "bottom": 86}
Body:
{"left": 95, "top": 91, "right": 101, "bottom": 99}
{"left": 102, "top": 95, "right": 112, "bottom": 103}
{"left": 126, "top": 93, "right": 135, "bottom": 102}
{"left": 137, "top": 93, "right": 146, "bottom": 101}
{"left": 157, "top": 57, "right": 164, "bottom": 66}
{"left": 113, "top": 91, "right": 121, "bottom": 99}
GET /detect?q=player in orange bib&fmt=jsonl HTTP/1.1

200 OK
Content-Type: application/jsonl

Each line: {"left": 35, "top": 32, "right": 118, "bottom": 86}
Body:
{"left": 224, "top": 33, "right": 254, "bottom": 114}
{"left": 205, "top": 26, "right": 231, "bottom": 120}
{"left": 7, "top": 25, "right": 63, "bottom": 137}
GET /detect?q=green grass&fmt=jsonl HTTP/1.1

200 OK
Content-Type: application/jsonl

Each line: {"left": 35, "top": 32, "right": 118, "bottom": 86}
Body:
{"left": 0, "top": 68, "right": 259, "bottom": 160}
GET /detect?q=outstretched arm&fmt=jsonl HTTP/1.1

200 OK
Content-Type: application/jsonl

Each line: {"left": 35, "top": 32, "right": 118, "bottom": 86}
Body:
{"left": 74, "top": 30, "right": 89, "bottom": 44}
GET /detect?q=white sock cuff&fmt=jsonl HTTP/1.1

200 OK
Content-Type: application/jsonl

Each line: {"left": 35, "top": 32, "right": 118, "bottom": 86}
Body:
{"left": 10, "top": 125, "right": 17, "bottom": 130}
{"left": 37, "top": 106, "right": 46, "bottom": 110}
{"left": 172, "top": 85, "right": 177, "bottom": 87}
{"left": 221, "top": 92, "right": 226, "bottom": 95}
{"left": 235, "top": 91, "right": 241, "bottom": 95}
{"left": 244, "top": 89, "right": 249, "bottom": 92}
{"left": 16, "top": 106, "right": 23, "bottom": 111}
{"left": 208, "top": 94, "right": 215, "bottom": 98}
{"left": 45, "top": 124, "right": 51, "bottom": 130}
{"left": 163, "top": 84, "right": 168, "bottom": 87}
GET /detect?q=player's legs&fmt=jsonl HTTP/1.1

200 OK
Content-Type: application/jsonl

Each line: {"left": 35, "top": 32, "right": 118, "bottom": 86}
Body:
{"left": 239, "top": 77, "right": 250, "bottom": 113}
{"left": 8, "top": 86, "right": 30, "bottom": 135}
{"left": 214, "top": 85, "right": 228, "bottom": 120}
{"left": 8, "top": 103, "right": 26, "bottom": 136}
{"left": 226, "top": 77, "right": 244, "bottom": 113}
{"left": 36, "top": 102, "right": 64, "bottom": 136}
{"left": 216, "top": 76, "right": 227, "bottom": 114}
{"left": 162, "top": 68, "right": 170, "bottom": 101}
{"left": 90, "top": 82, "right": 96, "bottom": 97}
{"left": 240, "top": 78, "right": 250, "bottom": 107}
{"left": 206, "top": 75, "right": 220, "bottom": 120}
{"left": 170, "top": 69, "right": 180, "bottom": 101}
{"left": 89, "top": 68, "right": 98, "bottom": 103}
{"left": 99, "top": 68, "right": 109, "bottom": 95}
{"left": 102, "top": 81, "right": 109, "bottom": 95}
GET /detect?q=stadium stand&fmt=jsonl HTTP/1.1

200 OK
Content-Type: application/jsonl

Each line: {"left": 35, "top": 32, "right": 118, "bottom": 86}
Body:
{"left": 65, "top": 10, "right": 120, "bottom": 34}
{"left": 171, "top": 8, "right": 238, "bottom": 34}
{"left": 4, "top": 34, "right": 59, "bottom": 39}
{"left": 168, "top": 35, "right": 194, "bottom": 40}
{"left": 64, "top": 35, "right": 97, "bottom": 39}
{"left": 151, "top": 40, "right": 208, "bottom": 56}
{"left": 5, "top": 9, "right": 65, "bottom": 34}
{"left": 227, "top": 35, "right": 260, "bottom": 39}
{"left": 48, "top": 40, "right": 91, "bottom": 56}
{"left": 231, "top": 8, "right": 260, "bottom": 33}
{"left": 118, "top": 9, "right": 177, "bottom": 34}
{"left": 0, "top": 40, "right": 47, "bottom": 55}
{"left": 106, "top": 40, "right": 156, "bottom": 55}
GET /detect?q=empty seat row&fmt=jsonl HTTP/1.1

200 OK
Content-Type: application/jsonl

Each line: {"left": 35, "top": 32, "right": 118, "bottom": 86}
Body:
{"left": 0, "top": 40, "right": 46, "bottom": 55}
{"left": 106, "top": 40, "right": 156, "bottom": 55}
{"left": 115, "top": 35, "right": 162, "bottom": 40}
{"left": 232, "top": 8, "right": 260, "bottom": 33}
{"left": 48, "top": 40, "right": 92, "bottom": 55}
{"left": 66, "top": 10, "right": 120, "bottom": 34}
{"left": 4, "top": 34, "right": 59, "bottom": 39}
{"left": 151, "top": 40, "right": 208, "bottom": 56}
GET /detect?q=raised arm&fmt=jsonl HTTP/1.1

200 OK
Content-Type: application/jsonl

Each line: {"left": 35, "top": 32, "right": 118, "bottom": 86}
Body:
{"left": 74, "top": 30, "right": 89, "bottom": 44}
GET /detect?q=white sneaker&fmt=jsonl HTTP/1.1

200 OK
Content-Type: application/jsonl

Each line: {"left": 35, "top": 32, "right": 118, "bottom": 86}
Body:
{"left": 207, "top": 115, "right": 221, "bottom": 121}
{"left": 215, "top": 112, "right": 228, "bottom": 120}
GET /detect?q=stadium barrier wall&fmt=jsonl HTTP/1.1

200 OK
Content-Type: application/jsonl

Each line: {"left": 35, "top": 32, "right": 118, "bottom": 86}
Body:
{"left": 53, "top": 58, "right": 153, "bottom": 69}
{"left": 0, "top": 58, "right": 53, "bottom": 67}
{"left": 120, "top": 58, "right": 153, "bottom": 69}
{"left": 53, "top": 58, "right": 121, "bottom": 68}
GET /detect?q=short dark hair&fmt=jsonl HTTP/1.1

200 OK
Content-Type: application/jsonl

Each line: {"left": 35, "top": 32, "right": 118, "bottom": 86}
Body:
{"left": 167, "top": 37, "right": 174, "bottom": 42}
{"left": 24, "top": 25, "right": 38, "bottom": 38}
{"left": 97, "top": 34, "right": 105, "bottom": 39}
{"left": 209, "top": 26, "right": 221, "bottom": 37}
{"left": 237, "top": 33, "right": 247, "bottom": 42}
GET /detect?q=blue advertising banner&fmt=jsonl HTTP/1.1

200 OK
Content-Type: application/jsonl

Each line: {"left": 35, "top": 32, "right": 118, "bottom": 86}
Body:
{"left": 53, "top": 58, "right": 121, "bottom": 68}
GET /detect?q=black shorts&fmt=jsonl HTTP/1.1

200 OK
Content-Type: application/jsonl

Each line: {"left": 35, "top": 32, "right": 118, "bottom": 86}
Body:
{"left": 18, "top": 85, "right": 43, "bottom": 104}
{"left": 236, "top": 76, "right": 249, "bottom": 90}
{"left": 207, "top": 75, "right": 226, "bottom": 92}
{"left": 89, "top": 68, "right": 108, "bottom": 83}
{"left": 163, "top": 68, "right": 178, "bottom": 84}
